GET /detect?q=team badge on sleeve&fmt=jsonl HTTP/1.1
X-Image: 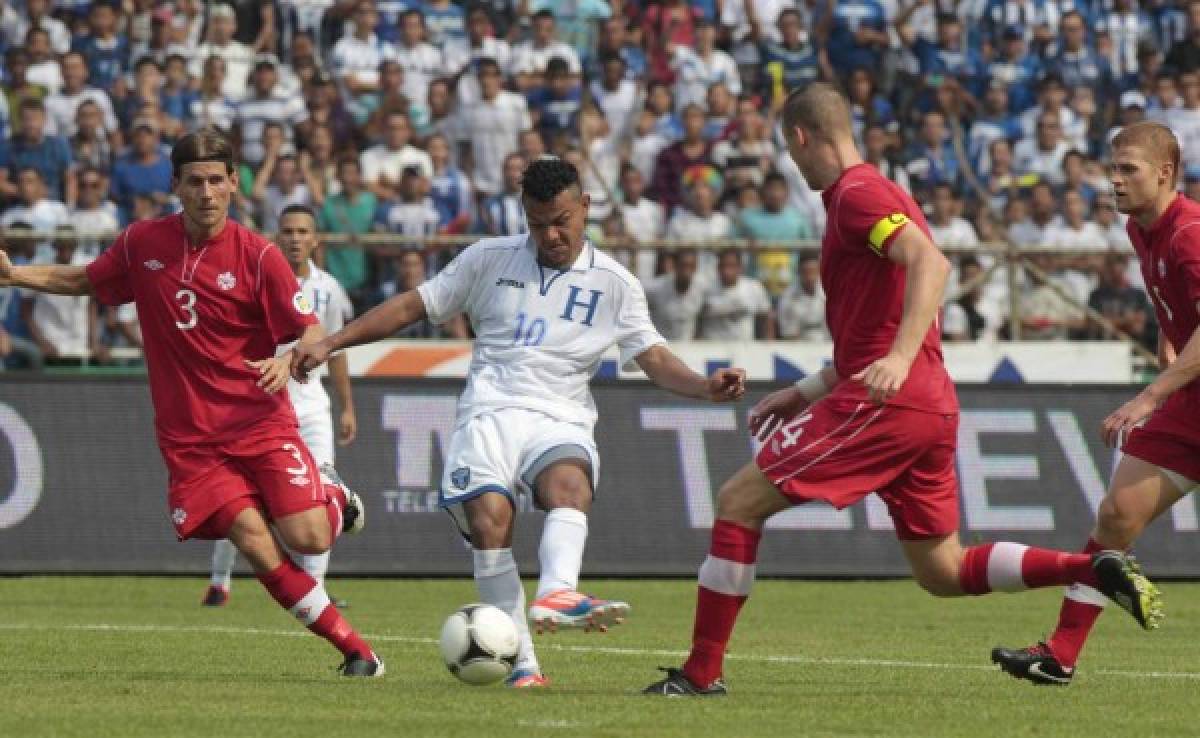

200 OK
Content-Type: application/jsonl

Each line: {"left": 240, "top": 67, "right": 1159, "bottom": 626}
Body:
{"left": 293, "top": 291, "right": 314, "bottom": 315}
{"left": 867, "top": 213, "right": 909, "bottom": 256}
{"left": 451, "top": 467, "right": 471, "bottom": 490}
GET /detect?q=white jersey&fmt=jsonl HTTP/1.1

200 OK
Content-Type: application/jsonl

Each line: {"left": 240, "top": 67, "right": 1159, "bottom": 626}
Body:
{"left": 418, "top": 235, "right": 666, "bottom": 428}
{"left": 281, "top": 262, "right": 353, "bottom": 416}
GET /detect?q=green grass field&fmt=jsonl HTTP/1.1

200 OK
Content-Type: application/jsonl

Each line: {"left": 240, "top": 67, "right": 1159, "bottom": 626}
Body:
{"left": 3, "top": 577, "right": 1199, "bottom": 737}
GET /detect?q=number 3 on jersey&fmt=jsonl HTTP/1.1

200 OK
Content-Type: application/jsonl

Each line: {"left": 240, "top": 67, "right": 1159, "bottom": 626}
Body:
{"left": 175, "top": 289, "right": 198, "bottom": 330}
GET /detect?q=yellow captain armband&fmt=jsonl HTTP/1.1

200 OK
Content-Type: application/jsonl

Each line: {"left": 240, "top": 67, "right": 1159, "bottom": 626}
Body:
{"left": 867, "top": 213, "right": 909, "bottom": 256}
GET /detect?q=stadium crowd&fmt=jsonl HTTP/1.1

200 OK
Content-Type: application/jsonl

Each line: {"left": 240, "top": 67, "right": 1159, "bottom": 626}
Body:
{"left": 0, "top": 0, "right": 1193, "bottom": 368}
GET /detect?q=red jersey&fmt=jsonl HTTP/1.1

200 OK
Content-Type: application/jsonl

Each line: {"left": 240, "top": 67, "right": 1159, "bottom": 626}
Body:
{"left": 1127, "top": 193, "right": 1200, "bottom": 429}
{"left": 86, "top": 214, "right": 317, "bottom": 446}
{"left": 820, "top": 163, "right": 957, "bottom": 414}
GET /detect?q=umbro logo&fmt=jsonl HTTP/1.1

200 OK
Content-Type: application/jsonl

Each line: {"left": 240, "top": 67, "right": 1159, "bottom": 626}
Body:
{"left": 144, "top": 259, "right": 164, "bottom": 270}
{"left": 496, "top": 277, "right": 525, "bottom": 288}
{"left": 290, "top": 475, "right": 311, "bottom": 487}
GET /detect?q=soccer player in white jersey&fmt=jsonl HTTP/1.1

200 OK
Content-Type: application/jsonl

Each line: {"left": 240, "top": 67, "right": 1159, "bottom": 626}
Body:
{"left": 292, "top": 158, "right": 746, "bottom": 687}
{"left": 202, "top": 204, "right": 357, "bottom": 607}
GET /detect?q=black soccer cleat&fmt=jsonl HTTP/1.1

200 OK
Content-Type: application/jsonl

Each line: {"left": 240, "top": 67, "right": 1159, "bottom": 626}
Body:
{"left": 1091, "top": 550, "right": 1164, "bottom": 630}
{"left": 991, "top": 642, "right": 1074, "bottom": 686}
{"left": 338, "top": 652, "right": 385, "bottom": 678}
{"left": 321, "top": 463, "right": 365, "bottom": 535}
{"left": 201, "top": 585, "right": 229, "bottom": 607}
{"left": 642, "top": 667, "right": 727, "bottom": 697}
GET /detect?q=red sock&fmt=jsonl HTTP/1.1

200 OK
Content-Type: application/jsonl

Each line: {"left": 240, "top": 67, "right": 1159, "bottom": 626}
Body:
{"left": 324, "top": 482, "right": 346, "bottom": 540}
{"left": 257, "top": 559, "right": 374, "bottom": 660}
{"left": 959, "top": 542, "right": 1097, "bottom": 595}
{"left": 682, "top": 520, "right": 761, "bottom": 688}
{"left": 1046, "top": 538, "right": 1108, "bottom": 667}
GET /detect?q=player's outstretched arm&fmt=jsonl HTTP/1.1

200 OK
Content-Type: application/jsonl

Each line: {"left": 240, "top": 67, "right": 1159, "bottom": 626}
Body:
{"left": 0, "top": 248, "right": 92, "bottom": 296}
{"left": 852, "top": 226, "right": 950, "bottom": 403}
{"left": 1103, "top": 312, "right": 1200, "bottom": 447}
{"left": 292, "top": 289, "right": 429, "bottom": 379}
{"left": 635, "top": 344, "right": 747, "bottom": 402}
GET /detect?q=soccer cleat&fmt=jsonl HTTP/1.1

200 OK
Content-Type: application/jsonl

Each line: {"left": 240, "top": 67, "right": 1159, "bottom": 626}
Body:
{"left": 505, "top": 668, "right": 549, "bottom": 688}
{"left": 338, "top": 652, "right": 385, "bottom": 677}
{"left": 642, "top": 667, "right": 728, "bottom": 697}
{"left": 991, "top": 642, "right": 1074, "bottom": 686}
{"left": 201, "top": 585, "right": 229, "bottom": 607}
{"left": 528, "top": 589, "right": 630, "bottom": 633}
{"left": 321, "top": 464, "right": 365, "bottom": 535}
{"left": 1091, "top": 550, "right": 1164, "bottom": 630}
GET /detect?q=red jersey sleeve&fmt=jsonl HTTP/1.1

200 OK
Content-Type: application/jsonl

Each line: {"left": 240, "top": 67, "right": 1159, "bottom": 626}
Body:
{"left": 85, "top": 226, "right": 136, "bottom": 306}
{"left": 256, "top": 242, "right": 318, "bottom": 344}
{"left": 833, "top": 178, "right": 914, "bottom": 259}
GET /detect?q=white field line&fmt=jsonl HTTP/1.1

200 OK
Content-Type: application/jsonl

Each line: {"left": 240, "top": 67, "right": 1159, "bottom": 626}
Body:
{"left": 0, "top": 621, "right": 1197, "bottom": 682}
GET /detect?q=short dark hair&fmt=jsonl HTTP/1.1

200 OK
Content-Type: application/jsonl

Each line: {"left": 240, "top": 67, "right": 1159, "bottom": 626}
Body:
{"left": 280, "top": 203, "right": 317, "bottom": 222}
{"left": 171, "top": 128, "right": 236, "bottom": 177}
{"left": 763, "top": 172, "right": 787, "bottom": 188}
{"left": 520, "top": 157, "right": 580, "bottom": 202}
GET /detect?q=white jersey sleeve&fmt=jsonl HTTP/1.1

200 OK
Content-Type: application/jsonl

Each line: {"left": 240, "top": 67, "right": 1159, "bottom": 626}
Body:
{"left": 615, "top": 275, "right": 667, "bottom": 370}
{"left": 418, "top": 243, "right": 482, "bottom": 324}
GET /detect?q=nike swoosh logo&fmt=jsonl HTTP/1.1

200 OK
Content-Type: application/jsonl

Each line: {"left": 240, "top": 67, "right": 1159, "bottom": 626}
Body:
{"left": 1028, "top": 662, "right": 1073, "bottom": 683}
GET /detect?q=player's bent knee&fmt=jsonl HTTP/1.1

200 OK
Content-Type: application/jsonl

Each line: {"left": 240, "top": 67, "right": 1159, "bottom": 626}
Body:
{"left": 714, "top": 465, "right": 788, "bottom": 527}
{"left": 464, "top": 495, "right": 515, "bottom": 549}
{"left": 913, "top": 568, "right": 962, "bottom": 597}
{"left": 1095, "top": 497, "right": 1143, "bottom": 549}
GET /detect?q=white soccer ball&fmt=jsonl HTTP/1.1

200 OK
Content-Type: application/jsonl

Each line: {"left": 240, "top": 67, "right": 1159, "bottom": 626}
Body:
{"left": 439, "top": 604, "right": 520, "bottom": 685}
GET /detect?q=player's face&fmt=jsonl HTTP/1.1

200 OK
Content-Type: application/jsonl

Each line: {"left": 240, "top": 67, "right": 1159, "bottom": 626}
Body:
{"left": 278, "top": 212, "right": 319, "bottom": 268}
{"left": 175, "top": 161, "right": 236, "bottom": 232}
{"left": 1110, "top": 145, "right": 1170, "bottom": 215}
{"left": 525, "top": 188, "right": 590, "bottom": 269}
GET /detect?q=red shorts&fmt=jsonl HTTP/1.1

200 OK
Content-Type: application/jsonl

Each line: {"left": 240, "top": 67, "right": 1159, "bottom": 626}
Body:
{"left": 1122, "top": 404, "right": 1200, "bottom": 483}
{"left": 754, "top": 397, "right": 960, "bottom": 540}
{"left": 161, "top": 430, "right": 329, "bottom": 541}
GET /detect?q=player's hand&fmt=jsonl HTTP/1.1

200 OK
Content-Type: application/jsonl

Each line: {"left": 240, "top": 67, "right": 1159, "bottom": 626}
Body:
{"left": 749, "top": 386, "right": 810, "bottom": 442}
{"left": 291, "top": 338, "right": 332, "bottom": 381}
{"left": 337, "top": 408, "right": 357, "bottom": 446}
{"left": 705, "top": 367, "right": 746, "bottom": 402}
{"left": 851, "top": 352, "right": 911, "bottom": 404}
{"left": 0, "top": 249, "right": 12, "bottom": 287}
{"left": 245, "top": 354, "right": 292, "bottom": 393}
{"left": 1101, "top": 391, "right": 1159, "bottom": 448}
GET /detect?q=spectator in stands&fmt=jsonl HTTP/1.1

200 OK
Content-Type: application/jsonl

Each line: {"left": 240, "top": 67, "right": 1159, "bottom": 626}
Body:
{"left": 824, "top": 0, "right": 890, "bottom": 75}
{"left": 735, "top": 172, "right": 811, "bottom": 297}
{"left": 775, "top": 253, "right": 828, "bottom": 342}
{"left": 513, "top": 10, "right": 582, "bottom": 92}
{"left": 109, "top": 117, "right": 172, "bottom": 224}
{"left": 1019, "top": 255, "right": 1086, "bottom": 341}
{"left": 0, "top": 166, "right": 69, "bottom": 246}
{"left": 1109, "top": 90, "right": 1148, "bottom": 145}
{"left": 758, "top": 8, "right": 822, "bottom": 112}
{"left": 420, "top": 78, "right": 458, "bottom": 142}
{"left": 0, "top": 98, "right": 75, "bottom": 204}
{"left": 1009, "top": 182, "right": 1063, "bottom": 248}
{"left": 651, "top": 104, "right": 711, "bottom": 213}
{"left": 617, "top": 165, "right": 665, "bottom": 281}
{"left": 21, "top": 226, "right": 104, "bottom": 365}
{"left": 1060, "top": 149, "right": 1098, "bottom": 207}
{"left": 968, "top": 81, "right": 1021, "bottom": 177}
{"left": 528, "top": 56, "right": 583, "bottom": 148}
{"left": 121, "top": 57, "right": 173, "bottom": 137}
{"left": 394, "top": 10, "right": 444, "bottom": 112}
{"left": 846, "top": 67, "right": 897, "bottom": 149}
{"left": 1050, "top": 189, "right": 1107, "bottom": 252}
{"left": 188, "top": 56, "right": 237, "bottom": 133}
{"left": 376, "top": 166, "right": 440, "bottom": 245}
{"left": 71, "top": 1, "right": 128, "bottom": 93}
{"left": 698, "top": 248, "right": 772, "bottom": 340}
{"left": 377, "top": 248, "right": 469, "bottom": 338}
{"left": 926, "top": 183, "right": 980, "bottom": 250}
{"left": 665, "top": 175, "right": 731, "bottom": 275}
{"left": 45, "top": 51, "right": 118, "bottom": 141}
{"left": 160, "top": 54, "right": 197, "bottom": 126}
{"left": 1064, "top": 85, "right": 1099, "bottom": 155}
{"left": 862, "top": 123, "right": 911, "bottom": 195}
{"left": 911, "top": 12, "right": 987, "bottom": 102}
{"left": 480, "top": 152, "right": 528, "bottom": 237}
{"left": 68, "top": 166, "right": 119, "bottom": 257}
{"left": 25, "top": 27, "right": 64, "bottom": 96}
{"left": 712, "top": 96, "right": 776, "bottom": 191}
{"left": 1097, "top": 0, "right": 1154, "bottom": 86}
{"left": 13, "top": 0, "right": 70, "bottom": 57}
{"left": 1166, "top": 0, "right": 1200, "bottom": 74}
{"left": 235, "top": 56, "right": 309, "bottom": 170}
{"left": 1088, "top": 252, "right": 1156, "bottom": 350}
{"left": 455, "top": 57, "right": 531, "bottom": 200}
{"left": 645, "top": 247, "right": 707, "bottom": 341}
{"left": 447, "top": 8, "right": 513, "bottom": 97}
{"left": 1050, "top": 11, "right": 1114, "bottom": 103}
{"left": 362, "top": 110, "right": 433, "bottom": 202}
{"left": 670, "top": 18, "right": 739, "bottom": 114}
{"left": 304, "top": 73, "right": 359, "bottom": 152}
{"left": 590, "top": 53, "right": 639, "bottom": 141}
{"left": 587, "top": 16, "right": 645, "bottom": 83}
{"left": 942, "top": 255, "right": 988, "bottom": 343}
{"left": 422, "top": 0, "right": 467, "bottom": 48}
{"left": 1147, "top": 70, "right": 1180, "bottom": 124}
{"left": 426, "top": 133, "right": 473, "bottom": 234}
{"left": 642, "top": 0, "right": 702, "bottom": 85}
{"left": 905, "top": 110, "right": 963, "bottom": 199}
{"left": 189, "top": 3, "right": 254, "bottom": 102}
{"left": 1013, "top": 110, "right": 1071, "bottom": 187}
{"left": 0, "top": 223, "right": 44, "bottom": 369}
{"left": 330, "top": 0, "right": 396, "bottom": 116}
{"left": 253, "top": 152, "right": 313, "bottom": 236}
{"left": 1019, "top": 73, "right": 1076, "bottom": 140}
{"left": 300, "top": 123, "right": 338, "bottom": 204}
{"left": 1167, "top": 70, "right": 1200, "bottom": 168}
{"left": 3, "top": 48, "right": 44, "bottom": 132}
{"left": 318, "top": 154, "right": 377, "bottom": 308}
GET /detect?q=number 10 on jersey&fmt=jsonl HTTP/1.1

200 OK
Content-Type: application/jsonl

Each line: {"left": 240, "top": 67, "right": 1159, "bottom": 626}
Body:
{"left": 512, "top": 311, "right": 546, "bottom": 346}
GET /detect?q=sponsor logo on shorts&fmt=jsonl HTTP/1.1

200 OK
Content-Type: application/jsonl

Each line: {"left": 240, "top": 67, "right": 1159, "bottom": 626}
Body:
{"left": 143, "top": 259, "right": 164, "bottom": 271}
{"left": 451, "top": 467, "right": 470, "bottom": 490}
{"left": 293, "top": 291, "right": 314, "bottom": 315}
{"left": 171, "top": 507, "right": 187, "bottom": 526}
{"left": 495, "top": 277, "right": 526, "bottom": 289}
{"left": 217, "top": 271, "right": 237, "bottom": 291}
{"left": 290, "top": 475, "right": 311, "bottom": 486}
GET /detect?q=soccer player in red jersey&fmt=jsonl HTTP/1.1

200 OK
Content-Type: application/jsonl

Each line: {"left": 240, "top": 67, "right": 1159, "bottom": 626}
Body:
{"left": 0, "top": 131, "right": 383, "bottom": 677}
{"left": 643, "top": 83, "right": 1162, "bottom": 697}
{"left": 993, "top": 122, "right": 1197, "bottom": 686}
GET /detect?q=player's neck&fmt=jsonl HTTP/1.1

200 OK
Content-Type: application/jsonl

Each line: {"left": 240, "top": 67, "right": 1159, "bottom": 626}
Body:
{"left": 1133, "top": 191, "right": 1178, "bottom": 229}
{"left": 182, "top": 213, "right": 227, "bottom": 245}
{"left": 294, "top": 260, "right": 311, "bottom": 279}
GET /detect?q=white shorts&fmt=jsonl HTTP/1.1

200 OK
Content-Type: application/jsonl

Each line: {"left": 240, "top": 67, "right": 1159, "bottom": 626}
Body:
{"left": 439, "top": 408, "right": 599, "bottom": 537}
{"left": 297, "top": 407, "right": 334, "bottom": 467}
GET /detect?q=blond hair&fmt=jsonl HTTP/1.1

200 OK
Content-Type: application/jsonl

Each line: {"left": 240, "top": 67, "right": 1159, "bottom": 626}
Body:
{"left": 1112, "top": 122, "right": 1181, "bottom": 185}
{"left": 781, "top": 82, "right": 852, "bottom": 142}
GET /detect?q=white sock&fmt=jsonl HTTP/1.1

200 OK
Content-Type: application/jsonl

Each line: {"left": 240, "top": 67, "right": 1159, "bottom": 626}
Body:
{"left": 473, "top": 547, "right": 538, "bottom": 674}
{"left": 210, "top": 539, "right": 238, "bottom": 589}
{"left": 299, "top": 551, "right": 331, "bottom": 583}
{"left": 535, "top": 508, "right": 588, "bottom": 599}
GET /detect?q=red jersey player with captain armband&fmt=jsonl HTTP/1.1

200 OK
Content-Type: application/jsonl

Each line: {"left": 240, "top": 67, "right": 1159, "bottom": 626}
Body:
{"left": 0, "top": 130, "right": 383, "bottom": 677}
{"left": 643, "top": 83, "right": 1162, "bottom": 697}
{"left": 994, "top": 121, "right": 1199, "bottom": 686}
